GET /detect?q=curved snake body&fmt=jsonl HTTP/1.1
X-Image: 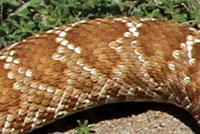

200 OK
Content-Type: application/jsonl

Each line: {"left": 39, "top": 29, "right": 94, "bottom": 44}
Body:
{"left": 0, "top": 17, "right": 200, "bottom": 133}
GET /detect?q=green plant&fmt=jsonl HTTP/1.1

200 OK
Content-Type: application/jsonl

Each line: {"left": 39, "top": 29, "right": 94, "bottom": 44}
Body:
{"left": 131, "top": 0, "right": 200, "bottom": 25}
{"left": 0, "top": 0, "right": 130, "bottom": 48}
{"left": 1, "top": 0, "right": 200, "bottom": 49}
{"left": 75, "top": 120, "right": 95, "bottom": 134}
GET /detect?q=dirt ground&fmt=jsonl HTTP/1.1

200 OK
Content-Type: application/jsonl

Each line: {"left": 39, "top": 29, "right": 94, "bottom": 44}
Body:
{"left": 31, "top": 102, "right": 200, "bottom": 134}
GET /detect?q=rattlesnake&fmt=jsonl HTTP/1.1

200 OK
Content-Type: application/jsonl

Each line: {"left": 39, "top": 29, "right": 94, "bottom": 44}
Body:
{"left": 0, "top": 17, "right": 200, "bottom": 134}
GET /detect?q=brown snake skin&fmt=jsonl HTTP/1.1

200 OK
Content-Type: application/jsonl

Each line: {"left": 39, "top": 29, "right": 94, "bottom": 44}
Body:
{"left": 1, "top": 16, "right": 200, "bottom": 133}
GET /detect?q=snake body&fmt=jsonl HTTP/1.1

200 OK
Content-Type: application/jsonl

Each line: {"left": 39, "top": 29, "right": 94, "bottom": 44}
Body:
{"left": 0, "top": 17, "right": 200, "bottom": 133}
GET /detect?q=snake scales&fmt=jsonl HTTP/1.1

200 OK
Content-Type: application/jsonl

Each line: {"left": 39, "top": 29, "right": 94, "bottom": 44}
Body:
{"left": 0, "top": 17, "right": 200, "bottom": 133}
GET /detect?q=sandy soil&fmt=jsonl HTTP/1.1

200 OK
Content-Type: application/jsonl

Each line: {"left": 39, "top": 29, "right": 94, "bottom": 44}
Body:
{"left": 31, "top": 102, "right": 200, "bottom": 134}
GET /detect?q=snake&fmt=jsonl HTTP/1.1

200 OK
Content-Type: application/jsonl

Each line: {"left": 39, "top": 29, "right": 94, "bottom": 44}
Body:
{"left": 0, "top": 17, "right": 200, "bottom": 133}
